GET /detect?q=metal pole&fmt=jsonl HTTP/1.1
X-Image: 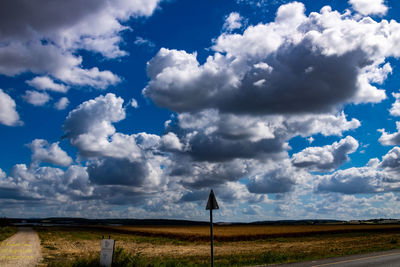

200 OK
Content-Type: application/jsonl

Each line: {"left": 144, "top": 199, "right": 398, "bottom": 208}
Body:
{"left": 210, "top": 208, "right": 214, "bottom": 267}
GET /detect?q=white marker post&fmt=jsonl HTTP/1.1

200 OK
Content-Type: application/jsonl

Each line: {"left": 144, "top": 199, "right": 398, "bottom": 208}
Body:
{"left": 100, "top": 237, "right": 115, "bottom": 267}
{"left": 206, "top": 189, "right": 219, "bottom": 267}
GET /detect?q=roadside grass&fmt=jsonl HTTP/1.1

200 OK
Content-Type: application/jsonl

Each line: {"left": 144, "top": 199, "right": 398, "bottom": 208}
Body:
{"left": 0, "top": 226, "right": 17, "bottom": 241}
{"left": 46, "top": 247, "right": 206, "bottom": 267}
{"left": 37, "top": 225, "right": 400, "bottom": 266}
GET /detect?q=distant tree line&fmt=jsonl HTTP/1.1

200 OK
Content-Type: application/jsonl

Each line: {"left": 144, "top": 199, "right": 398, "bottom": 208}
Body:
{"left": 0, "top": 217, "right": 11, "bottom": 227}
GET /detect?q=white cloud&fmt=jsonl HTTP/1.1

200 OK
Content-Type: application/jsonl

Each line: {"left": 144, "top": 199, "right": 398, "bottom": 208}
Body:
{"left": 0, "top": 168, "right": 5, "bottom": 179}
{"left": 63, "top": 93, "right": 142, "bottom": 160}
{"left": 2, "top": 164, "right": 93, "bottom": 200}
{"left": 130, "top": 98, "right": 139, "bottom": 108}
{"left": 54, "top": 97, "right": 70, "bottom": 110}
{"left": 0, "top": 89, "right": 21, "bottom": 126}
{"left": 292, "top": 136, "right": 359, "bottom": 171}
{"left": 27, "top": 139, "right": 73, "bottom": 167}
{"left": 0, "top": 0, "right": 161, "bottom": 89}
{"left": 349, "top": 0, "right": 388, "bottom": 16}
{"left": 316, "top": 167, "right": 385, "bottom": 194}
{"left": 160, "top": 132, "right": 184, "bottom": 151}
{"left": 54, "top": 66, "right": 120, "bottom": 90}
{"left": 380, "top": 146, "right": 400, "bottom": 169}
{"left": 144, "top": 3, "right": 397, "bottom": 115}
{"left": 22, "top": 90, "right": 51, "bottom": 106}
{"left": 26, "top": 76, "right": 69, "bottom": 93}
{"left": 284, "top": 112, "right": 361, "bottom": 137}
{"left": 0, "top": 40, "right": 121, "bottom": 90}
{"left": 378, "top": 121, "right": 400, "bottom": 146}
{"left": 223, "top": 12, "right": 243, "bottom": 32}
{"left": 390, "top": 93, "right": 400, "bottom": 116}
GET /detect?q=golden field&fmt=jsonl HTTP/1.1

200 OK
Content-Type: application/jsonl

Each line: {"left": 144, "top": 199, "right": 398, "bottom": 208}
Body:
{"left": 36, "top": 224, "right": 400, "bottom": 266}
{"left": 98, "top": 224, "right": 400, "bottom": 241}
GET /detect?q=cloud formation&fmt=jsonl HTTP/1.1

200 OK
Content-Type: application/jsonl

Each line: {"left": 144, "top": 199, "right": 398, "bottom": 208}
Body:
{"left": 0, "top": 89, "right": 21, "bottom": 126}
{"left": 54, "top": 97, "right": 70, "bottom": 110}
{"left": 378, "top": 122, "right": 400, "bottom": 145}
{"left": 26, "top": 76, "right": 69, "bottom": 93}
{"left": 22, "top": 90, "right": 51, "bottom": 106}
{"left": 223, "top": 12, "right": 244, "bottom": 32}
{"left": 27, "top": 139, "right": 73, "bottom": 167}
{"left": 348, "top": 0, "right": 388, "bottom": 16}
{"left": 389, "top": 93, "right": 400, "bottom": 116}
{"left": 0, "top": 0, "right": 161, "bottom": 90}
{"left": 144, "top": 2, "right": 394, "bottom": 115}
{"left": 292, "top": 136, "right": 359, "bottom": 171}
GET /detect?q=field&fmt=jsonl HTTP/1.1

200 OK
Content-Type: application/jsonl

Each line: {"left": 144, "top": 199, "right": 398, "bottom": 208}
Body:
{"left": 36, "top": 224, "right": 400, "bottom": 266}
{"left": 0, "top": 226, "right": 17, "bottom": 242}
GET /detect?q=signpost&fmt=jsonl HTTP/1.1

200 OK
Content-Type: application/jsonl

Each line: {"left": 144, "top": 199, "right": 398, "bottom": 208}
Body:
{"left": 206, "top": 189, "right": 219, "bottom": 267}
{"left": 100, "top": 237, "right": 115, "bottom": 267}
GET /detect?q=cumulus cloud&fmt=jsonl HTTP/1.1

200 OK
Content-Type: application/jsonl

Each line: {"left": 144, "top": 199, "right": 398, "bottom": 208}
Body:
{"left": 283, "top": 112, "right": 360, "bottom": 137}
{"left": 26, "top": 76, "right": 69, "bottom": 93}
{"left": 62, "top": 93, "right": 168, "bottom": 191}
{"left": 312, "top": 145, "right": 400, "bottom": 196}
{"left": 349, "top": 0, "right": 388, "bottom": 16}
{"left": 0, "top": 0, "right": 161, "bottom": 89}
{"left": 144, "top": 2, "right": 395, "bottom": 115}
{"left": 169, "top": 157, "right": 251, "bottom": 189}
{"left": 87, "top": 157, "right": 148, "bottom": 186}
{"left": 378, "top": 122, "right": 400, "bottom": 146}
{"left": 27, "top": 139, "right": 73, "bottom": 167}
{"left": 22, "top": 90, "right": 51, "bottom": 106}
{"left": 389, "top": 93, "right": 400, "bottom": 116}
{"left": 223, "top": 12, "right": 244, "bottom": 32}
{"left": 160, "top": 132, "right": 184, "bottom": 151}
{"left": 316, "top": 167, "right": 385, "bottom": 194}
{"left": 0, "top": 169, "right": 5, "bottom": 180}
{"left": 380, "top": 146, "right": 400, "bottom": 169}
{"left": 247, "top": 169, "right": 296, "bottom": 194}
{"left": 62, "top": 93, "right": 142, "bottom": 159}
{"left": 171, "top": 110, "right": 359, "bottom": 163}
{"left": 54, "top": 97, "right": 70, "bottom": 110}
{"left": 292, "top": 136, "right": 359, "bottom": 171}
{"left": 2, "top": 164, "right": 94, "bottom": 200}
{"left": 0, "top": 89, "right": 21, "bottom": 126}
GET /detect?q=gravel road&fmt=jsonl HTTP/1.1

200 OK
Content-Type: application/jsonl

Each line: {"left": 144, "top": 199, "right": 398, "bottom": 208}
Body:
{"left": 0, "top": 227, "right": 42, "bottom": 267}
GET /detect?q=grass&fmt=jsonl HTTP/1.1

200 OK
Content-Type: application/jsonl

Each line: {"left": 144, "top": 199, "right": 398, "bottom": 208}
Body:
{"left": 36, "top": 224, "right": 400, "bottom": 266}
{"left": 0, "top": 226, "right": 17, "bottom": 242}
{"left": 46, "top": 247, "right": 205, "bottom": 267}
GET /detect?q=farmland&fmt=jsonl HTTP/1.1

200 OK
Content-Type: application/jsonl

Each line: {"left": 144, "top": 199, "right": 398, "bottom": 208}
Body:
{"left": 35, "top": 223, "right": 400, "bottom": 266}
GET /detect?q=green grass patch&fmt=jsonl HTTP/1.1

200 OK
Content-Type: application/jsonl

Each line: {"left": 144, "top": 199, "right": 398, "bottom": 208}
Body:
{"left": 0, "top": 226, "right": 17, "bottom": 241}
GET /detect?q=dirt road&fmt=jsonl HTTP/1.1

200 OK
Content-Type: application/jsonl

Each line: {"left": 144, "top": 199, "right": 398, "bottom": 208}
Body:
{"left": 0, "top": 227, "right": 42, "bottom": 267}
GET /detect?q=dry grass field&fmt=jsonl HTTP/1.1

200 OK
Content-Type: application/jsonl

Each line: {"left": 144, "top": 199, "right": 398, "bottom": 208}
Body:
{"left": 98, "top": 224, "right": 400, "bottom": 241}
{"left": 36, "top": 224, "right": 400, "bottom": 266}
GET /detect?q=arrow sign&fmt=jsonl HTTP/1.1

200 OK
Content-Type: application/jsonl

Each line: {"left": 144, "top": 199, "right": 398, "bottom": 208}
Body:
{"left": 206, "top": 189, "right": 219, "bottom": 210}
{"left": 206, "top": 189, "right": 219, "bottom": 267}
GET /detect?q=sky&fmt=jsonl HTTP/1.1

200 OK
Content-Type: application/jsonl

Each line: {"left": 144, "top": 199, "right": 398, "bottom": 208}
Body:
{"left": 2, "top": 0, "right": 400, "bottom": 222}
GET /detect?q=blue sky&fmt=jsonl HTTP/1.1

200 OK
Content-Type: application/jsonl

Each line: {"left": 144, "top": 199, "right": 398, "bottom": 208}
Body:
{"left": 1, "top": 0, "right": 400, "bottom": 221}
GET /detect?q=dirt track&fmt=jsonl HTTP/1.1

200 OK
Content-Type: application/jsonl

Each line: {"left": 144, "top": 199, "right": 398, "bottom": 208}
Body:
{"left": 0, "top": 227, "right": 42, "bottom": 267}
